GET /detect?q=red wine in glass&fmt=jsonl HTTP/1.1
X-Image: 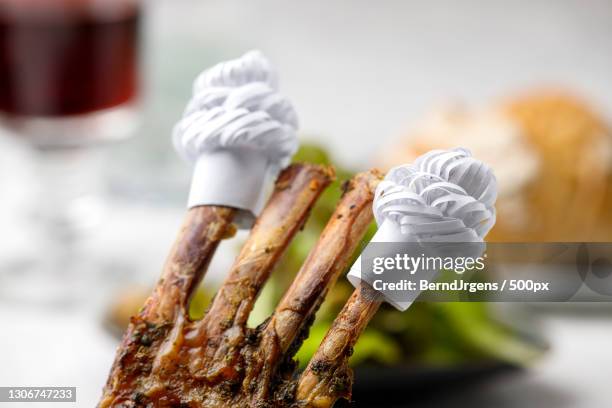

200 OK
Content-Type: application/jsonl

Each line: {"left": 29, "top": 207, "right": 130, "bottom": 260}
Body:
{"left": 0, "top": 0, "right": 141, "bottom": 145}
{"left": 0, "top": 1, "right": 143, "bottom": 305}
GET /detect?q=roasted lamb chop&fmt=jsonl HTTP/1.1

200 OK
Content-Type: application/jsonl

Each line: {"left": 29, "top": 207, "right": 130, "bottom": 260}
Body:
{"left": 100, "top": 163, "right": 384, "bottom": 407}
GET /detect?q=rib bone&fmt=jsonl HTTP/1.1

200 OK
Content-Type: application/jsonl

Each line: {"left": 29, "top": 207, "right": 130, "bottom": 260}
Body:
{"left": 99, "top": 164, "right": 384, "bottom": 408}
{"left": 242, "top": 170, "right": 382, "bottom": 404}
{"left": 142, "top": 206, "right": 237, "bottom": 324}
{"left": 99, "top": 164, "right": 333, "bottom": 407}
{"left": 185, "top": 164, "right": 334, "bottom": 381}
{"left": 296, "top": 284, "right": 382, "bottom": 406}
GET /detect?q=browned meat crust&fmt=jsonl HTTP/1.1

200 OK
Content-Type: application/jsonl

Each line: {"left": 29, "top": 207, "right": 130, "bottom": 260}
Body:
{"left": 99, "top": 164, "right": 384, "bottom": 408}
{"left": 296, "top": 285, "right": 382, "bottom": 407}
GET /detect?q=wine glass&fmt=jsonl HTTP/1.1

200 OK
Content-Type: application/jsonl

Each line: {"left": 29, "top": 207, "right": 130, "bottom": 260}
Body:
{"left": 0, "top": 0, "right": 142, "bottom": 306}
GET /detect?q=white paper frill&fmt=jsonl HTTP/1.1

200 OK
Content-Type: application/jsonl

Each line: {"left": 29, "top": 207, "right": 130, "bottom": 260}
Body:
{"left": 173, "top": 50, "right": 299, "bottom": 228}
{"left": 347, "top": 148, "right": 498, "bottom": 311}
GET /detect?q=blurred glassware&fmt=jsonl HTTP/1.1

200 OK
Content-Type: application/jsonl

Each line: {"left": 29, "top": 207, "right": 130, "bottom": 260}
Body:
{"left": 0, "top": 0, "right": 142, "bottom": 305}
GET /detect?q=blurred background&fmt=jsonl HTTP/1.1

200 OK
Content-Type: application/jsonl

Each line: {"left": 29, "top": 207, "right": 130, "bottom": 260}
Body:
{"left": 1, "top": 0, "right": 612, "bottom": 407}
